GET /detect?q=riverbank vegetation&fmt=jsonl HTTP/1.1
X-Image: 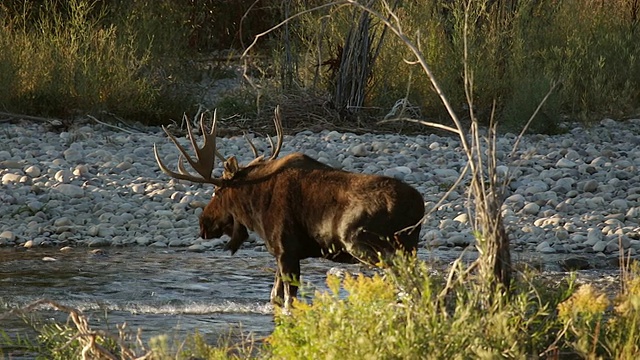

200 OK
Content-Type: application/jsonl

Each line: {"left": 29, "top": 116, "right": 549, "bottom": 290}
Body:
{"left": 2, "top": 258, "right": 640, "bottom": 359}
{"left": 0, "top": 0, "right": 639, "bottom": 131}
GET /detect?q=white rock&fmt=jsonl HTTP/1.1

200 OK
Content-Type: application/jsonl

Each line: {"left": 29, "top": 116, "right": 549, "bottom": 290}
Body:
{"left": 73, "top": 164, "right": 89, "bottom": 176}
{"left": 1, "top": 173, "right": 22, "bottom": 184}
{"left": 188, "top": 244, "right": 206, "bottom": 252}
{"left": 0, "top": 231, "right": 15, "bottom": 242}
{"left": 556, "top": 158, "right": 577, "bottom": 168}
{"left": 54, "top": 170, "right": 73, "bottom": 183}
{"left": 24, "top": 165, "right": 41, "bottom": 177}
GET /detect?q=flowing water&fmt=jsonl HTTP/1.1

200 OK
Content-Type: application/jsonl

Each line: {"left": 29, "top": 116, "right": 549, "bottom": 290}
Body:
{"left": 0, "top": 246, "right": 620, "bottom": 356}
{"left": 0, "top": 247, "right": 373, "bottom": 346}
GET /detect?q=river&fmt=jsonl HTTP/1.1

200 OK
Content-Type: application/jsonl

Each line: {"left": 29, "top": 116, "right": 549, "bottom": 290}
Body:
{"left": 0, "top": 246, "right": 620, "bottom": 355}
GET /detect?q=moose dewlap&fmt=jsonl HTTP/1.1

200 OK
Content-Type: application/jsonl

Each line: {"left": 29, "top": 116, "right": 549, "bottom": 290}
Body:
{"left": 154, "top": 106, "right": 424, "bottom": 308}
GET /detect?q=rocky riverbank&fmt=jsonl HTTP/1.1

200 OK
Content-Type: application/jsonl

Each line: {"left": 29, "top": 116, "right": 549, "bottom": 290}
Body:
{"left": 1, "top": 117, "right": 639, "bottom": 269}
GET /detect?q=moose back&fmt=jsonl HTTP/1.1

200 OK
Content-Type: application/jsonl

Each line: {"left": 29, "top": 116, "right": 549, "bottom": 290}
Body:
{"left": 154, "top": 107, "right": 424, "bottom": 307}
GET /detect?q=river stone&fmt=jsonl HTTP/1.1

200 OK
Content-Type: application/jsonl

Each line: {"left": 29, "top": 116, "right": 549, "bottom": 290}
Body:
{"left": 27, "top": 201, "right": 44, "bottom": 212}
{"left": 611, "top": 199, "right": 629, "bottom": 211}
{"left": 556, "top": 158, "right": 577, "bottom": 168}
{"left": 63, "top": 149, "right": 83, "bottom": 162}
{"left": 536, "top": 241, "right": 555, "bottom": 253}
{"left": 1, "top": 173, "right": 22, "bottom": 184}
{"left": 97, "top": 226, "right": 115, "bottom": 238}
{"left": 53, "top": 184, "right": 84, "bottom": 198}
{"left": 24, "top": 165, "right": 41, "bottom": 177}
{"left": 54, "top": 217, "right": 72, "bottom": 227}
{"left": 449, "top": 233, "right": 473, "bottom": 247}
{"left": 88, "top": 238, "right": 111, "bottom": 247}
{"left": 54, "top": 169, "right": 73, "bottom": 183}
{"left": 556, "top": 229, "right": 569, "bottom": 241}
{"left": 349, "top": 144, "right": 368, "bottom": 157}
{"left": 73, "top": 164, "right": 90, "bottom": 176}
{"left": 522, "top": 203, "right": 540, "bottom": 215}
{"left": 136, "top": 236, "right": 152, "bottom": 246}
{"left": 560, "top": 256, "right": 591, "bottom": 271}
{"left": 0, "top": 231, "right": 15, "bottom": 242}
{"left": 188, "top": 244, "right": 206, "bottom": 252}
{"left": 453, "top": 213, "right": 469, "bottom": 224}
{"left": 585, "top": 228, "right": 603, "bottom": 245}
{"left": 168, "top": 239, "right": 184, "bottom": 247}
{"left": 117, "top": 161, "right": 133, "bottom": 170}
{"left": 156, "top": 220, "right": 173, "bottom": 229}
{"left": 1, "top": 160, "right": 22, "bottom": 169}
{"left": 592, "top": 240, "right": 607, "bottom": 252}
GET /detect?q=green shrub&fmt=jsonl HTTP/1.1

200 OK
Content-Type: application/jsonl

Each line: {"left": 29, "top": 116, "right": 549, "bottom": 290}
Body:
{"left": 558, "top": 263, "right": 640, "bottom": 359}
{"left": 267, "top": 256, "right": 571, "bottom": 359}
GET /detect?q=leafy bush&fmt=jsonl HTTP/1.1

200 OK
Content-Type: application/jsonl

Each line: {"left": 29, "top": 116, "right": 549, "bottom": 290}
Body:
{"left": 267, "top": 256, "right": 571, "bottom": 359}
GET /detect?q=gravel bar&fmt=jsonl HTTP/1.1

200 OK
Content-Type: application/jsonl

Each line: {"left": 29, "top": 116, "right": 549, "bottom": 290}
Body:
{"left": 1, "top": 118, "right": 640, "bottom": 265}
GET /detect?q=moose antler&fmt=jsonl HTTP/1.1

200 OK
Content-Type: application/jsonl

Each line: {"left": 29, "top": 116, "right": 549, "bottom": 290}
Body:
{"left": 154, "top": 110, "right": 226, "bottom": 185}
{"left": 268, "top": 106, "right": 284, "bottom": 160}
{"left": 156, "top": 107, "right": 285, "bottom": 184}
{"left": 245, "top": 106, "right": 284, "bottom": 165}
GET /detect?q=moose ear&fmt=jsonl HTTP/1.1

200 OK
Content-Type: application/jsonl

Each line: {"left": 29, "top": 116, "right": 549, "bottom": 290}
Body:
{"left": 223, "top": 156, "right": 240, "bottom": 179}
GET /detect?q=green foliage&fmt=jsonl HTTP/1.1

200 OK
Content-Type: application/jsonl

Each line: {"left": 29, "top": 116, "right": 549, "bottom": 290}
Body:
{"left": 0, "top": 0, "right": 233, "bottom": 124}
{"left": 558, "top": 262, "right": 640, "bottom": 359}
{"left": 267, "top": 256, "right": 570, "bottom": 359}
{"left": 279, "top": 0, "right": 640, "bottom": 130}
{"left": 2, "top": 1, "right": 637, "bottom": 127}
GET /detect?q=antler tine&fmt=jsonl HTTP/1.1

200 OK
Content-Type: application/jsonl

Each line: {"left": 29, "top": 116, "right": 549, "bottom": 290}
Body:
{"left": 268, "top": 105, "right": 284, "bottom": 160}
{"left": 154, "top": 110, "right": 226, "bottom": 186}
{"left": 205, "top": 110, "right": 228, "bottom": 163}
{"left": 243, "top": 131, "right": 261, "bottom": 159}
{"left": 154, "top": 140, "right": 221, "bottom": 185}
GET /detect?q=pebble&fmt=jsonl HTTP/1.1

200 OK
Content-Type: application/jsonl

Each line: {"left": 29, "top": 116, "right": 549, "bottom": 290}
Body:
{"left": 1, "top": 117, "right": 640, "bottom": 268}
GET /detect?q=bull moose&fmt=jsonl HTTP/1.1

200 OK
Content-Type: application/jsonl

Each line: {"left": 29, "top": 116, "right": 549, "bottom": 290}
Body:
{"left": 154, "top": 107, "right": 424, "bottom": 307}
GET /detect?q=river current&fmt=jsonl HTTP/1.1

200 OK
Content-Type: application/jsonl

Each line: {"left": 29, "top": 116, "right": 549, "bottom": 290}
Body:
{"left": 0, "top": 246, "right": 619, "bottom": 354}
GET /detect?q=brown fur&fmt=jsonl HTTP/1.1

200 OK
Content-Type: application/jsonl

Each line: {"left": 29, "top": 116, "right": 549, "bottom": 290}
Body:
{"left": 199, "top": 153, "right": 424, "bottom": 307}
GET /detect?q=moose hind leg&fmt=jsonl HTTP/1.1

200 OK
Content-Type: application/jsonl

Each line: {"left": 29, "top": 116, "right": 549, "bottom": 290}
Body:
{"left": 270, "top": 270, "right": 285, "bottom": 306}
{"left": 277, "top": 254, "right": 301, "bottom": 309}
